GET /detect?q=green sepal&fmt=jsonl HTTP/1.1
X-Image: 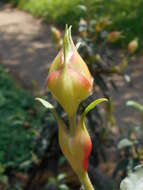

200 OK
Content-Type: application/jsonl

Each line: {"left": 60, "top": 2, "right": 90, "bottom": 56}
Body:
{"left": 63, "top": 25, "right": 72, "bottom": 65}
{"left": 35, "top": 98, "right": 54, "bottom": 109}
{"left": 82, "top": 98, "right": 108, "bottom": 118}
{"left": 35, "top": 97, "right": 64, "bottom": 127}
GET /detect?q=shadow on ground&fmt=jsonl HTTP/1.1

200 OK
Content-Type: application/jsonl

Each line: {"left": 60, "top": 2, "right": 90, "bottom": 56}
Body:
{"left": 0, "top": 4, "right": 56, "bottom": 91}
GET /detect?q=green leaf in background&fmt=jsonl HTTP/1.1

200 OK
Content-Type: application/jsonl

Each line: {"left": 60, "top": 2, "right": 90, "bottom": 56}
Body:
{"left": 36, "top": 98, "right": 54, "bottom": 109}
{"left": 57, "top": 173, "right": 66, "bottom": 182}
{"left": 117, "top": 138, "right": 138, "bottom": 150}
{"left": 59, "top": 184, "right": 69, "bottom": 190}
{"left": 0, "top": 164, "right": 5, "bottom": 174}
{"left": 126, "top": 100, "right": 143, "bottom": 112}
{"left": 120, "top": 165, "right": 143, "bottom": 190}
{"left": 0, "top": 65, "right": 43, "bottom": 166}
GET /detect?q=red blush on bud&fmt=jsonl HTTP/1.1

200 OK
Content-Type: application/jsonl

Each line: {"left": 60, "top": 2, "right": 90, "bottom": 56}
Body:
{"left": 83, "top": 138, "right": 92, "bottom": 171}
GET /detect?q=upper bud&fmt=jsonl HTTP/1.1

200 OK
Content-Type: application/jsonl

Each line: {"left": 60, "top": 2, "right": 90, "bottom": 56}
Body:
{"left": 47, "top": 26, "right": 93, "bottom": 116}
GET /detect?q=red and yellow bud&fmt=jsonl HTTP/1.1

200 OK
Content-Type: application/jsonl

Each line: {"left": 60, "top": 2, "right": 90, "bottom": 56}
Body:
{"left": 128, "top": 38, "right": 138, "bottom": 54}
{"left": 47, "top": 26, "right": 93, "bottom": 116}
{"left": 36, "top": 97, "right": 107, "bottom": 190}
{"left": 37, "top": 24, "right": 108, "bottom": 189}
{"left": 58, "top": 116, "right": 92, "bottom": 174}
{"left": 107, "top": 31, "right": 122, "bottom": 43}
{"left": 51, "top": 26, "right": 62, "bottom": 48}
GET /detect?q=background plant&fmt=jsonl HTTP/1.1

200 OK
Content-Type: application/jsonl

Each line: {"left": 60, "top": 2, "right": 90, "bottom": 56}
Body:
{"left": 9, "top": 0, "right": 142, "bottom": 48}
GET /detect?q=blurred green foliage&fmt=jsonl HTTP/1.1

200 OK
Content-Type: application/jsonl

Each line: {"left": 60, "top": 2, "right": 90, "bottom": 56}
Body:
{"left": 10, "top": 0, "right": 83, "bottom": 29}
{"left": 0, "top": 65, "right": 42, "bottom": 166}
{"left": 9, "top": 0, "right": 143, "bottom": 47}
{"left": 95, "top": 0, "right": 143, "bottom": 46}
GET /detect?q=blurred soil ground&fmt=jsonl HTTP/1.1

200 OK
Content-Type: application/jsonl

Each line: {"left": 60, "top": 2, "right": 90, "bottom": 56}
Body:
{"left": 0, "top": 3, "right": 56, "bottom": 92}
{"left": 0, "top": 3, "right": 143, "bottom": 136}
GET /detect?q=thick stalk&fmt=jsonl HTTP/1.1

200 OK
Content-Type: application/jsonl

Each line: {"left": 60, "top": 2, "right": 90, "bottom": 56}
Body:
{"left": 78, "top": 172, "right": 94, "bottom": 190}
{"left": 69, "top": 114, "right": 76, "bottom": 135}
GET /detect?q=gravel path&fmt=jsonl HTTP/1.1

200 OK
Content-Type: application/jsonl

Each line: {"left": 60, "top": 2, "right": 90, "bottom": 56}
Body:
{"left": 111, "top": 57, "right": 143, "bottom": 132}
{"left": 0, "top": 3, "right": 143, "bottom": 130}
{"left": 0, "top": 3, "right": 56, "bottom": 91}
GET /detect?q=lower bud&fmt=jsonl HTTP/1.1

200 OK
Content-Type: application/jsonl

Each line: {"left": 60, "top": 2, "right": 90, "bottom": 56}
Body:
{"left": 58, "top": 116, "right": 92, "bottom": 174}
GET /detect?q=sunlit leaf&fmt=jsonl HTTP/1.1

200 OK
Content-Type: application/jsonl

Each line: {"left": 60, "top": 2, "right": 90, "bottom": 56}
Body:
{"left": 77, "top": 5, "right": 87, "bottom": 12}
{"left": 120, "top": 165, "right": 143, "bottom": 190}
{"left": 35, "top": 98, "right": 54, "bottom": 109}
{"left": 117, "top": 138, "right": 137, "bottom": 149}
{"left": 59, "top": 184, "right": 69, "bottom": 190}
{"left": 76, "top": 42, "right": 82, "bottom": 50}
{"left": 57, "top": 173, "right": 66, "bottom": 182}
{"left": 126, "top": 100, "right": 143, "bottom": 112}
{"left": 20, "top": 160, "right": 32, "bottom": 169}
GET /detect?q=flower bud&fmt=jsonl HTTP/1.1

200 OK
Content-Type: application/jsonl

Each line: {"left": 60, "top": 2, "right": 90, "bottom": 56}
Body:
{"left": 128, "top": 38, "right": 138, "bottom": 54}
{"left": 51, "top": 26, "right": 62, "bottom": 48}
{"left": 58, "top": 116, "right": 92, "bottom": 174}
{"left": 107, "top": 31, "right": 122, "bottom": 43}
{"left": 47, "top": 26, "right": 93, "bottom": 116}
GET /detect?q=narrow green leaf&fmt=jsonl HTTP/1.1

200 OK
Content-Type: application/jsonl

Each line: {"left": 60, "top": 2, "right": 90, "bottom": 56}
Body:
{"left": 35, "top": 98, "right": 54, "bottom": 109}
{"left": 126, "top": 100, "right": 143, "bottom": 112}
{"left": 76, "top": 42, "right": 82, "bottom": 50}
{"left": 57, "top": 173, "right": 66, "bottom": 182}
{"left": 83, "top": 98, "right": 108, "bottom": 117}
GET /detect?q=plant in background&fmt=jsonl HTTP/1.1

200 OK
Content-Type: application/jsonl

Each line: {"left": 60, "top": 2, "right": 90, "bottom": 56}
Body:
{"left": 37, "top": 26, "right": 107, "bottom": 190}
{"left": 120, "top": 165, "right": 143, "bottom": 190}
{"left": 112, "top": 100, "right": 143, "bottom": 188}
{"left": 128, "top": 38, "right": 138, "bottom": 54}
{"left": 51, "top": 26, "right": 63, "bottom": 48}
{"left": 126, "top": 100, "right": 143, "bottom": 125}
{"left": 44, "top": 173, "right": 70, "bottom": 190}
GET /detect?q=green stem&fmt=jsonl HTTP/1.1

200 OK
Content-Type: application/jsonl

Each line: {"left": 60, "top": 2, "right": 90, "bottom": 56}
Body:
{"left": 78, "top": 172, "right": 94, "bottom": 190}
{"left": 69, "top": 114, "right": 76, "bottom": 135}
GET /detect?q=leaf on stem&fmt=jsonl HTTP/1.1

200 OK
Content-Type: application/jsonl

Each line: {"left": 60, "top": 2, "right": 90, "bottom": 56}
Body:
{"left": 35, "top": 98, "right": 54, "bottom": 109}
{"left": 83, "top": 98, "right": 108, "bottom": 117}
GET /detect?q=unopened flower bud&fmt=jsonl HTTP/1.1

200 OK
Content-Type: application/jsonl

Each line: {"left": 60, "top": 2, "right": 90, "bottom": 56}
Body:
{"left": 107, "top": 31, "right": 122, "bottom": 43}
{"left": 51, "top": 26, "right": 62, "bottom": 47}
{"left": 128, "top": 38, "right": 138, "bottom": 54}
{"left": 58, "top": 116, "right": 92, "bottom": 174}
{"left": 47, "top": 26, "right": 93, "bottom": 116}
